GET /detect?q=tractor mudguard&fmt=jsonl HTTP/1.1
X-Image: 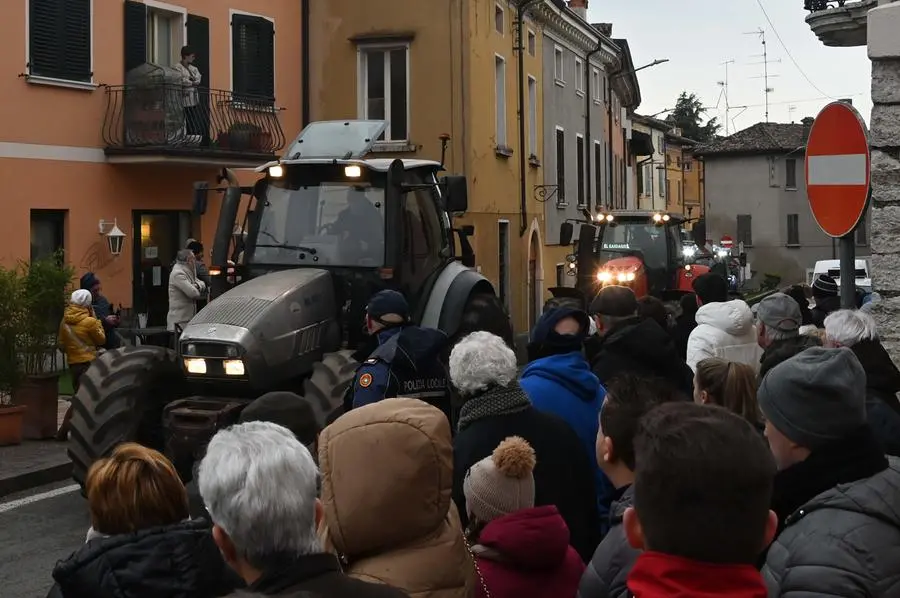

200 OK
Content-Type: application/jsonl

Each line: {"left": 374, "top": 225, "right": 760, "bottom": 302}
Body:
{"left": 421, "top": 262, "right": 491, "bottom": 333}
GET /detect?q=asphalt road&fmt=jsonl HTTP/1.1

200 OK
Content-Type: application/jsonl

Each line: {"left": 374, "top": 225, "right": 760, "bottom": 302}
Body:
{"left": 0, "top": 481, "right": 88, "bottom": 598}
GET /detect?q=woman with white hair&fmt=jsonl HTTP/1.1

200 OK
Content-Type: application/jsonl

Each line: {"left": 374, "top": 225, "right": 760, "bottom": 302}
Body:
{"left": 450, "top": 331, "right": 602, "bottom": 562}
{"left": 167, "top": 248, "right": 206, "bottom": 332}
{"left": 824, "top": 309, "right": 900, "bottom": 456}
{"left": 56, "top": 289, "right": 106, "bottom": 440}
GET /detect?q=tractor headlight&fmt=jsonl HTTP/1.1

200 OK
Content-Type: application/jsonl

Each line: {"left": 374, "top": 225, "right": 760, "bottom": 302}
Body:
{"left": 223, "top": 360, "right": 245, "bottom": 376}
{"left": 626, "top": 272, "right": 636, "bottom": 281}
{"left": 597, "top": 270, "right": 613, "bottom": 283}
{"left": 184, "top": 358, "right": 207, "bottom": 375}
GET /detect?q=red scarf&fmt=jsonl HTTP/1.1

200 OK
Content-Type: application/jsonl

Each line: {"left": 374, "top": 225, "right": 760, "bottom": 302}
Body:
{"left": 627, "top": 552, "right": 767, "bottom": 598}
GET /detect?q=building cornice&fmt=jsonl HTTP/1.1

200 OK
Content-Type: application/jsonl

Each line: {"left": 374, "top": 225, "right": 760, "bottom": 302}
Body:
{"left": 531, "top": 1, "right": 622, "bottom": 72}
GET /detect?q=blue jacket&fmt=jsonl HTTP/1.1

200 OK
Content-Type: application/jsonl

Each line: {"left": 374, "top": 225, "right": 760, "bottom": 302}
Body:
{"left": 520, "top": 351, "right": 613, "bottom": 521}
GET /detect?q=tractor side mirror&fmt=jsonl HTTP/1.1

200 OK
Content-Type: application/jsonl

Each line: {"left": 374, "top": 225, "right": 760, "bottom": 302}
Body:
{"left": 559, "top": 222, "right": 574, "bottom": 246}
{"left": 193, "top": 182, "right": 209, "bottom": 215}
{"left": 442, "top": 175, "right": 468, "bottom": 213}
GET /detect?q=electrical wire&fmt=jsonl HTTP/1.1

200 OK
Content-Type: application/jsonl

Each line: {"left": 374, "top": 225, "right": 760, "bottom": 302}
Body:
{"left": 755, "top": 0, "right": 834, "bottom": 99}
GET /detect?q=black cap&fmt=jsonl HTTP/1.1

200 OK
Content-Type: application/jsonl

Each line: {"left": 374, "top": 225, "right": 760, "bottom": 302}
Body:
{"left": 239, "top": 392, "right": 321, "bottom": 447}
{"left": 367, "top": 290, "right": 409, "bottom": 320}
{"left": 590, "top": 285, "right": 638, "bottom": 317}
{"left": 181, "top": 45, "right": 194, "bottom": 58}
{"left": 692, "top": 273, "right": 729, "bottom": 304}
{"left": 186, "top": 241, "right": 204, "bottom": 254}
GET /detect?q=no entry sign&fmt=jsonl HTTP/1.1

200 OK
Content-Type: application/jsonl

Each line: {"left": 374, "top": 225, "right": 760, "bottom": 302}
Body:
{"left": 720, "top": 235, "right": 733, "bottom": 249}
{"left": 805, "top": 102, "right": 871, "bottom": 238}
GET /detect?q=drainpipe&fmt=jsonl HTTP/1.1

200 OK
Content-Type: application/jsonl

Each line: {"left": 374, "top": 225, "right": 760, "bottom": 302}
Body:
{"left": 301, "top": 0, "right": 310, "bottom": 126}
{"left": 585, "top": 41, "right": 603, "bottom": 210}
{"left": 517, "top": 0, "right": 541, "bottom": 235}
{"left": 607, "top": 100, "right": 615, "bottom": 210}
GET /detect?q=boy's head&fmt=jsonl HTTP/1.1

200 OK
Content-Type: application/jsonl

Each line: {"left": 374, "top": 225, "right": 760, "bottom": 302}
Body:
{"left": 624, "top": 402, "right": 777, "bottom": 565}
{"left": 597, "top": 374, "right": 687, "bottom": 476}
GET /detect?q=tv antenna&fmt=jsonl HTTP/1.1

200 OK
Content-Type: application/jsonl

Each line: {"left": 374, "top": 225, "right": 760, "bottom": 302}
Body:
{"left": 788, "top": 104, "right": 797, "bottom": 121}
{"left": 716, "top": 59, "right": 736, "bottom": 134}
{"left": 745, "top": 28, "right": 780, "bottom": 122}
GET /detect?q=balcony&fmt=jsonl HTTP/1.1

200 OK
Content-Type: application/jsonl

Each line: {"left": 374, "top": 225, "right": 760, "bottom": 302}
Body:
{"left": 102, "top": 84, "right": 286, "bottom": 167}
{"left": 804, "top": 0, "right": 880, "bottom": 47}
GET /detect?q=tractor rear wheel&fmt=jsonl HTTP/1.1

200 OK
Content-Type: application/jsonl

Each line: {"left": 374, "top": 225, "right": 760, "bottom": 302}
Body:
{"left": 68, "top": 346, "right": 186, "bottom": 489}
{"left": 302, "top": 350, "right": 359, "bottom": 426}
{"left": 455, "top": 292, "right": 515, "bottom": 348}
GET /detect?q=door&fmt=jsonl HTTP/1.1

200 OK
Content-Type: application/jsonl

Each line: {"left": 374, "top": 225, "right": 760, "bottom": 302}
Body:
{"left": 133, "top": 211, "right": 192, "bottom": 327}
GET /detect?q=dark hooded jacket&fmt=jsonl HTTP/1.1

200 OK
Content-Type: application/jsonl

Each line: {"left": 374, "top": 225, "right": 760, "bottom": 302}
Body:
{"left": 590, "top": 317, "right": 693, "bottom": 397}
{"left": 48, "top": 519, "right": 241, "bottom": 598}
{"left": 578, "top": 485, "right": 639, "bottom": 598}
{"left": 79, "top": 272, "right": 121, "bottom": 350}
{"left": 671, "top": 295, "right": 698, "bottom": 361}
{"left": 810, "top": 294, "right": 841, "bottom": 328}
{"left": 851, "top": 339, "right": 900, "bottom": 456}
{"left": 759, "top": 334, "right": 822, "bottom": 380}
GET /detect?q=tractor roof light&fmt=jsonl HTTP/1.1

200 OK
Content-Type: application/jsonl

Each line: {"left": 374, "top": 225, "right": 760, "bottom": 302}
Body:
{"left": 606, "top": 214, "right": 615, "bottom": 222}
{"left": 652, "top": 213, "right": 663, "bottom": 223}
{"left": 662, "top": 214, "right": 671, "bottom": 222}
{"left": 268, "top": 164, "right": 284, "bottom": 178}
{"left": 344, "top": 165, "right": 362, "bottom": 178}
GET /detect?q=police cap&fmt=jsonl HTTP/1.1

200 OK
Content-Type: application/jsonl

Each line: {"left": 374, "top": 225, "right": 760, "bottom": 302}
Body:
{"left": 367, "top": 290, "right": 410, "bottom": 320}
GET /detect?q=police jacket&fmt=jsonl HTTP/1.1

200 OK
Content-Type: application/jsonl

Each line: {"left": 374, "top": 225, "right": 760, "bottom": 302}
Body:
{"left": 349, "top": 325, "right": 450, "bottom": 418}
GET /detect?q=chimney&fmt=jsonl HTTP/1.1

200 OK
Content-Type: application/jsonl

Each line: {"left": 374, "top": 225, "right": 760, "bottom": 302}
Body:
{"left": 801, "top": 116, "right": 815, "bottom": 140}
{"left": 593, "top": 22, "right": 613, "bottom": 37}
{"left": 568, "top": 0, "right": 588, "bottom": 19}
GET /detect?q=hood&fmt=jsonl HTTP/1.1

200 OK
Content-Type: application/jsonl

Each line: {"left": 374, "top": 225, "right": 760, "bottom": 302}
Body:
{"left": 794, "top": 456, "right": 900, "bottom": 530}
{"left": 609, "top": 484, "right": 635, "bottom": 524}
{"left": 64, "top": 304, "right": 92, "bottom": 325}
{"left": 627, "top": 552, "right": 767, "bottom": 598}
{"left": 52, "top": 520, "right": 235, "bottom": 598}
{"left": 475, "top": 506, "right": 571, "bottom": 569}
{"left": 695, "top": 299, "right": 754, "bottom": 336}
{"left": 521, "top": 351, "right": 602, "bottom": 403}
{"left": 852, "top": 339, "right": 900, "bottom": 394}
{"left": 395, "top": 325, "right": 449, "bottom": 363}
{"left": 601, "top": 317, "right": 682, "bottom": 364}
{"left": 318, "top": 397, "right": 453, "bottom": 557}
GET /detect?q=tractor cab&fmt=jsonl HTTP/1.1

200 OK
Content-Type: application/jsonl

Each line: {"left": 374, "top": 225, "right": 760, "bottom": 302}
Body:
{"left": 559, "top": 210, "right": 710, "bottom": 303}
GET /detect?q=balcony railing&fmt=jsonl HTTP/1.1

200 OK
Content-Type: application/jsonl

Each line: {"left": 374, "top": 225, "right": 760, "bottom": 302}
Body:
{"left": 804, "top": 0, "right": 874, "bottom": 47}
{"left": 805, "top": 0, "right": 848, "bottom": 10}
{"left": 102, "top": 84, "right": 286, "bottom": 162}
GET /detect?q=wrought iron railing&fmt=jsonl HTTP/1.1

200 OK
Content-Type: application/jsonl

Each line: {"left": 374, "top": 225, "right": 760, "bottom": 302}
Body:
{"left": 102, "top": 84, "right": 286, "bottom": 156}
{"left": 804, "top": 0, "right": 849, "bottom": 11}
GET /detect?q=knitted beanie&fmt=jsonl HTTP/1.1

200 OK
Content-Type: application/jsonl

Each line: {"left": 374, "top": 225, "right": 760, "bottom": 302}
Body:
{"left": 813, "top": 274, "right": 839, "bottom": 298}
{"left": 464, "top": 436, "right": 536, "bottom": 523}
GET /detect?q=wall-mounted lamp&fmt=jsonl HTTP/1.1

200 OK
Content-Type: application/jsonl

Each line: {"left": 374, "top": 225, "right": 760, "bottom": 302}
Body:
{"left": 98, "top": 219, "right": 127, "bottom": 256}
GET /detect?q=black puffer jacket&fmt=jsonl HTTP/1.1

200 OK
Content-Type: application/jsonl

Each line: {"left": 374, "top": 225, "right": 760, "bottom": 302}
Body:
{"left": 763, "top": 457, "right": 900, "bottom": 597}
{"left": 852, "top": 339, "right": 900, "bottom": 457}
{"left": 810, "top": 295, "right": 841, "bottom": 328}
{"left": 759, "top": 334, "right": 822, "bottom": 379}
{"left": 49, "top": 519, "right": 242, "bottom": 598}
{"left": 577, "top": 485, "right": 639, "bottom": 598}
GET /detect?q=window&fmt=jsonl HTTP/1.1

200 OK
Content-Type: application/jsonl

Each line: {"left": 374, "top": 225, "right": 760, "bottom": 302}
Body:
{"left": 737, "top": 214, "right": 753, "bottom": 246}
{"left": 147, "top": 6, "right": 186, "bottom": 67}
{"left": 642, "top": 164, "right": 652, "bottom": 197}
{"left": 576, "top": 135, "right": 585, "bottom": 207}
{"left": 787, "top": 213, "right": 800, "bottom": 246}
{"left": 494, "top": 3, "right": 504, "bottom": 34}
{"left": 556, "top": 127, "right": 566, "bottom": 205}
{"left": 554, "top": 46, "right": 564, "bottom": 84}
{"left": 658, "top": 167, "right": 666, "bottom": 198}
{"left": 603, "top": 76, "right": 608, "bottom": 102}
{"left": 28, "top": 0, "right": 92, "bottom": 83}
{"left": 359, "top": 46, "right": 409, "bottom": 141}
{"left": 527, "top": 29, "right": 536, "bottom": 56}
{"left": 231, "top": 13, "right": 275, "bottom": 101}
{"left": 591, "top": 68, "right": 601, "bottom": 102}
{"left": 594, "top": 141, "right": 602, "bottom": 206}
{"left": 785, "top": 158, "right": 797, "bottom": 189}
{"left": 499, "top": 221, "right": 510, "bottom": 311}
{"left": 401, "top": 185, "right": 446, "bottom": 292}
{"left": 527, "top": 76, "right": 537, "bottom": 157}
{"left": 30, "top": 210, "right": 66, "bottom": 262}
{"left": 495, "top": 55, "right": 507, "bottom": 147}
{"left": 857, "top": 216, "right": 868, "bottom": 246}
{"left": 575, "top": 58, "right": 584, "bottom": 95}
{"left": 684, "top": 160, "right": 693, "bottom": 172}
{"left": 556, "top": 264, "right": 566, "bottom": 286}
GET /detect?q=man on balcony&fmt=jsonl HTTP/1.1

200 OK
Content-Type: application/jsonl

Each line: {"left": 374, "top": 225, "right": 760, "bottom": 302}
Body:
{"left": 175, "top": 46, "right": 205, "bottom": 144}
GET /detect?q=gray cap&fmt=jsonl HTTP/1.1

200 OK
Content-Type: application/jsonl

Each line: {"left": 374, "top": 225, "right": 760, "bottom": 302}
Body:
{"left": 758, "top": 346, "right": 867, "bottom": 450}
{"left": 756, "top": 292, "right": 801, "bottom": 332}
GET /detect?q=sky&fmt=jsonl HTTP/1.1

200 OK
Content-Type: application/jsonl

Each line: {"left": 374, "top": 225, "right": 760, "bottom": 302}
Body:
{"left": 588, "top": 0, "right": 872, "bottom": 133}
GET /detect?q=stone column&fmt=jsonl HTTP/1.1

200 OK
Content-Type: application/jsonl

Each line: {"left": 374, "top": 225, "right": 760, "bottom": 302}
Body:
{"left": 868, "top": 1, "right": 900, "bottom": 359}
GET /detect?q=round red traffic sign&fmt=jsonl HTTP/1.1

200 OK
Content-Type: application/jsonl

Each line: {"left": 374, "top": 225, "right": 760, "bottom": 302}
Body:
{"left": 805, "top": 102, "right": 870, "bottom": 238}
{"left": 720, "top": 235, "right": 733, "bottom": 248}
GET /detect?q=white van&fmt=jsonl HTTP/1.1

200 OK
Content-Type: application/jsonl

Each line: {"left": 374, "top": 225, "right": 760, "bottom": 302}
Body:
{"left": 808, "top": 259, "right": 871, "bottom": 293}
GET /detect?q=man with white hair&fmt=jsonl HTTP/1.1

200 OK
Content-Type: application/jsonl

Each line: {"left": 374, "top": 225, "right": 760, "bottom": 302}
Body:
{"left": 199, "top": 421, "right": 408, "bottom": 597}
{"left": 824, "top": 309, "right": 900, "bottom": 456}
{"left": 449, "top": 331, "right": 601, "bottom": 561}
{"left": 756, "top": 292, "right": 821, "bottom": 379}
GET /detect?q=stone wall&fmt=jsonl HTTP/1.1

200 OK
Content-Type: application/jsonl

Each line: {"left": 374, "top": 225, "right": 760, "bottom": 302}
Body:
{"left": 868, "top": 1, "right": 900, "bottom": 358}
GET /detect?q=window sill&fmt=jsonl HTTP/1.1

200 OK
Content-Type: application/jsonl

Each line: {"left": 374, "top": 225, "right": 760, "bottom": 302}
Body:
{"left": 25, "top": 75, "right": 97, "bottom": 91}
{"left": 554, "top": 78, "right": 566, "bottom": 88}
{"left": 785, "top": 187, "right": 798, "bottom": 192}
{"left": 370, "top": 141, "right": 418, "bottom": 153}
{"left": 528, "top": 156, "right": 541, "bottom": 168}
{"left": 785, "top": 243, "right": 802, "bottom": 248}
{"left": 576, "top": 90, "right": 585, "bottom": 98}
{"left": 495, "top": 145, "right": 514, "bottom": 158}
{"left": 593, "top": 98, "right": 602, "bottom": 105}
{"left": 556, "top": 202, "right": 569, "bottom": 209}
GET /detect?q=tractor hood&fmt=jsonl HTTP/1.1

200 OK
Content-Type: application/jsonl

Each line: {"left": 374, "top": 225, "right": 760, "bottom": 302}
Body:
{"left": 179, "top": 269, "right": 341, "bottom": 387}
{"left": 602, "top": 256, "right": 643, "bottom": 272}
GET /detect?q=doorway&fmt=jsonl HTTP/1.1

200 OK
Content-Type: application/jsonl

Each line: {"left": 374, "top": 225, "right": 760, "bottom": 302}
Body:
{"left": 132, "top": 210, "right": 192, "bottom": 327}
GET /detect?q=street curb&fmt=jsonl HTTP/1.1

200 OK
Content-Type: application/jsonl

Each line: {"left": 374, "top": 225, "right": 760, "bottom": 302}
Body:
{"left": 0, "top": 461, "right": 72, "bottom": 499}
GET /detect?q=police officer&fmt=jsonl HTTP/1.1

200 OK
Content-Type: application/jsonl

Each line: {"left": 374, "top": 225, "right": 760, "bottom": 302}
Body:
{"left": 347, "top": 290, "right": 451, "bottom": 419}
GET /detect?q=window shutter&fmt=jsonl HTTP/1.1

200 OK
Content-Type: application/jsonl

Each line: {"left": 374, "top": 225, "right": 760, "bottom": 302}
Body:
{"left": 28, "top": 0, "right": 92, "bottom": 81}
{"left": 232, "top": 14, "right": 275, "bottom": 101}
{"left": 187, "top": 15, "right": 210, "bottom": 86}
{"left": 123, "top": 0, "right": 147, "bottom": 76}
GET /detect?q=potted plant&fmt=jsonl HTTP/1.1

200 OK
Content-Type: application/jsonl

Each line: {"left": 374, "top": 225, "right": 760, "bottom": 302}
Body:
{"left": 0, "top": 265, "right": 26, "bottom": 446}
{"left": 12, "top": 253, "right": 74, "bottom": 440}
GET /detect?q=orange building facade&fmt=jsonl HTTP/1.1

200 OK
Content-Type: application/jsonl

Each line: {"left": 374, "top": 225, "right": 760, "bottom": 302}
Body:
{"left": 0, "top": 0, "right": 300, "bottom": 325}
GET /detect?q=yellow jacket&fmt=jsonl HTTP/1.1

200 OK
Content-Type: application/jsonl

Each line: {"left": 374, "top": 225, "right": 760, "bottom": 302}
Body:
{"left": 59, "top": 304, "right": 106, "bottom": 365}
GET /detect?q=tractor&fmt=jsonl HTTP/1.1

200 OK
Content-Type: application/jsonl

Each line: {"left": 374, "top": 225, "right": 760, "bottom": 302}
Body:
{"left": 550, "top": 210, "right": 711, "bottom": 308}
{"left": 67, "top": 120, "right": 513, "bottom": 488}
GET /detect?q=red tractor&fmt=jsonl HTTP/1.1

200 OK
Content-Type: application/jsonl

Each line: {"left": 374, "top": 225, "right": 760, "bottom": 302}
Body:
{"left": 553, "top": 210, "right": 710, "bottom": 306}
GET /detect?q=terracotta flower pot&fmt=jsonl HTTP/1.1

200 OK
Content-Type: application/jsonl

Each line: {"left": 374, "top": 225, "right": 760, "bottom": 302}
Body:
{"left": 0, "top": 405, "right": 27, "bottom": 446}
{"left": 12, "top": 373, "right": 61, "bottom": 440}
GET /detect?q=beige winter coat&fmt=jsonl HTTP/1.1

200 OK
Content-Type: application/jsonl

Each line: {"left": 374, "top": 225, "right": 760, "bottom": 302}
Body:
{"left": 318, "top": 398, "right": 476, "bottom": 598}
{"left": 167, "top": 262, "right": 205, "bottom": 331}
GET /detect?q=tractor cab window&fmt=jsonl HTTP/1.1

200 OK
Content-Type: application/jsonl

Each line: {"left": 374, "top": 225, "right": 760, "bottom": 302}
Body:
{"left": 399, "top": 176, "right": 446, "bottom": 297}
{"left": 250, "top": 179, "right": 386, "bottom": 268}
{"left": 599, "top": 222, "right": 669, "bottom": 271}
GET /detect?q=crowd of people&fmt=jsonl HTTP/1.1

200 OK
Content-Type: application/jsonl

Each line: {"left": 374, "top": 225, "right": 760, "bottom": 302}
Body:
{"left": 47, "top": 271, "right": 900, "bottom": 597}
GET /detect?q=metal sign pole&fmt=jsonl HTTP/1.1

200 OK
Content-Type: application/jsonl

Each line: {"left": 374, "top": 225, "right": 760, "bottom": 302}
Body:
{"left": 839, "top": 232, "right": 856, "bottom": 309}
